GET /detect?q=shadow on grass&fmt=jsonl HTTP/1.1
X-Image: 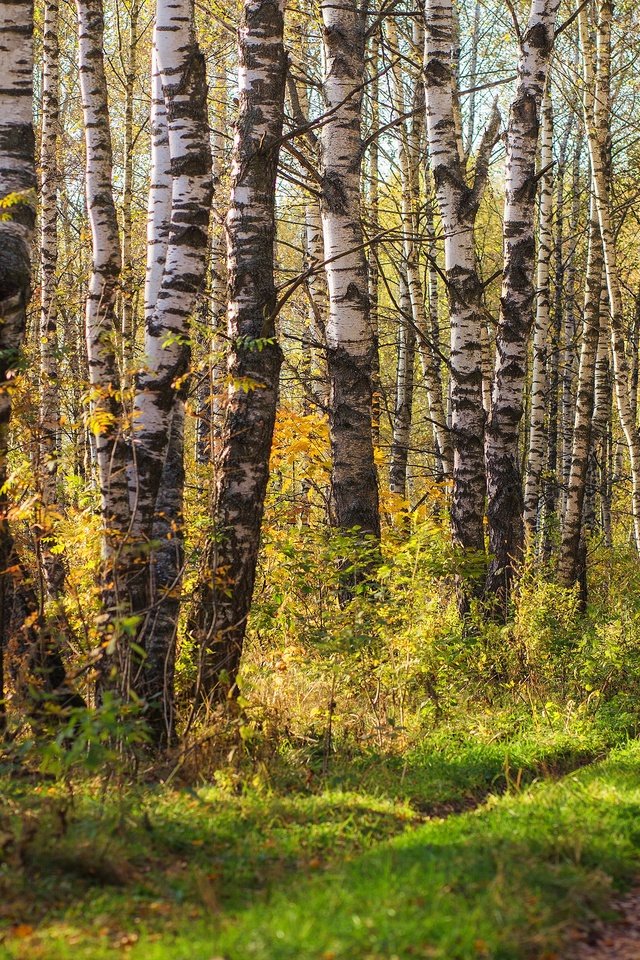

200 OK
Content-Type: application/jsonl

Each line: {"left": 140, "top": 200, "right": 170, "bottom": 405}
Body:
{"left": 203, "top": 748, "right": 640, "bottom": 960}
{"left": 0, "top": 737, "right": 628, "bottom": 960}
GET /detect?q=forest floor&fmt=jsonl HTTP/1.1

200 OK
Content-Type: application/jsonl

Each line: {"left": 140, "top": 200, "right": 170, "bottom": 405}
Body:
{"left": 1, "top": 722, "right": 640, "bottom": 960}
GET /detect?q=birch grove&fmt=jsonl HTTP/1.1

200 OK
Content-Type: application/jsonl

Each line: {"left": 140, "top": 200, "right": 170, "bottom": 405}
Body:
{"left": 2, "top": 0, "right": 640, "bottom": 751}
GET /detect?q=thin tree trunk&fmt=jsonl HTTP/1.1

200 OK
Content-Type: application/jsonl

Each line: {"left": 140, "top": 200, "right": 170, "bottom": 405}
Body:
{"left": 196, "top": 67, "right": 226, "bottom": 464}
{"left": 389, "top": 270, "right": 416, "bottom": 498}
{"left": 389, "top": 15, "right": 451, "bottom": 480}
{"left": 543, "top": 118, "right": 570, "bottom": 541}
{"left": 132, "top": 0, "right": 212, "bottom": 732}
{"left": 560, "top": 129, "right": 582, "bottom": 515}
{"left": 524, "top": 89, "right": 553, "bottom": 531}
{"left": 192, "top": 0, "right": 287, "bottom": 704}
{"left": 304, "top": 198, "right": 328, "bottom": 408}
{"left": 579, "top": 0, "right": 640, "bottom": 550}
{"left": 424, "top": 0, "right": 500, "bottom": 602}
{"left": 76, "top": 0, "right": 131, "bottom": 637}
{"left": 368, "top": 30, "right": 381, "bottom": 446}
{"left": 558, "top": 203, "right": 603, "bottom": 588}
{"left": 484, "top": 0, "right": 560, "bottom": 609}
{"left": 39, "top": 0, "right": 65, "bottom": 597}
{"left": 120, "top": 0, "right": 140, "bottom": 372}
{"left": 319, "top": 0, "right": 381, "bottom": 552}
{"left": 0, "top": 0, "right": 37, "bottom": 730}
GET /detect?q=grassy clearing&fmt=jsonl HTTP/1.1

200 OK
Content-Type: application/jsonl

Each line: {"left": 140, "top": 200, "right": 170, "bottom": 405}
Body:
{"left": 0, "top": 719, "right": 631, "bottom": 960}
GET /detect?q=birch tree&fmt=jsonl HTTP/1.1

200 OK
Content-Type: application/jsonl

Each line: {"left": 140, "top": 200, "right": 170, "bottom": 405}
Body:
{"left": 131, "top": 0, "right": 212, "bottom": 733}
{"left": 484, "top": 0, "right": 560, "bottom": 608}
{"left": 0, "top": 0, "right": 37, "bottom": 728}
{"left": 131, "top": 0, "right": 212, "bottom": 543}
{"left": 389, "top": 15, "right": 452, "bottom": 482}
{"left": 523, "top": 89, "right": 553, "bottom": 531}
{"left": 578, "top": 0, "right": 640, "bottom": 551}
{"left": 76, "top": 0, "right": 129, "bottom": 592}
{"left": 389, "top": 270, "right": 416, "bottom": 499}
{"left": 195, "top": 67, "right": 227, "bottom": 464}
{"left": 191, "top": 0, "right": 287, "bottom": 704}
{"left": 120, "top": 0, "right": 140, "bottom": 369}
{"left": 423, "top": 0, "right": 500, "bottom": 602}
{"left": 39, "top": 0, "right": 64, "bottom": 596}
{"left": 319, "top": 0, "right": 381, "bottom": 546}
{"left": 558, "top": 202, "right": 603, "bottom": 590}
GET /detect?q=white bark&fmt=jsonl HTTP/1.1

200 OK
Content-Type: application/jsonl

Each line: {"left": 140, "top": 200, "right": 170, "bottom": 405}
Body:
{"left": 39, "top": 0, "right": 64, "bottom": 595}
{"left": 192, "top": 0, "right": 287, "bottom": 703}
{"left": 389, "top": 16, "right": 452, "bottom": 479}
{"left": 320, "top": 0, "right": 380, "bottom": 541}
{"left": 560, "top": 130, "right": 583, "bottom": 516}
{"left": 131, "top": 0, "right": 211, "bottom": 735}
{"left": 424, "top": 0, "right": 500, "bottom": 587}
{"left": 484, "top": 0, "right": 560, "bottom": 604}
{"left": 0, "top": 0, "right": 37, "bottom": 729}
{"left": 578, "top": 0, "right": 640, "bottom": 550}
{"left": 524, "top": 89, "right": 553, "bottom": 529}
{"left": 304, "top": 198, "right": 328, "bottom": 407}
{"left": 76, "top": 0, "right": 129, "bottom": 569}
{"left": 132, "top": 0, "right": 212, "bottom": 536}
{"left": 196, "top": 67, "right": 227, "bottom": 463}
{"left": 558, "top": 200, "right": 603, "bottom": 588}
{"left": 120, "top": 0, "right": 140, "bottom": 370}
{"left": 389, "top": 270, "right": 416, "bottom": 499}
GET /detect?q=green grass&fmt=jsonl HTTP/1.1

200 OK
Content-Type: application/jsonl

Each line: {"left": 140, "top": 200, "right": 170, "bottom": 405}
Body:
{"left": 0, "top": 724, "right": 636, "bottom": 959}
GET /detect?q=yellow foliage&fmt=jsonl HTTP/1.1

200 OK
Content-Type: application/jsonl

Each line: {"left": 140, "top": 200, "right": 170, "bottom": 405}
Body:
{"left": 270, "top": 408, "right": 330, "bottom": 477}
{"left": 87, "top": 409, "right": 117, "bottom": 436}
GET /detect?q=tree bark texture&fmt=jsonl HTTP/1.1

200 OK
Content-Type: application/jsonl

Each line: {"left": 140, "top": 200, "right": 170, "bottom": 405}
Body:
{"left": 192, "top": 0, "right": 287, "bottom": 704}
{"left": 0, "top": 0, "right": 37, "bottom": 730}
{"left": 524, "top": 89, "right": 553, "bottom": 531}
{"left": 424, "top": 0, "right": 500, "bottom": 592}
{"left": 484, "top": 0, "right": 560, "bottom": 609}
{"left": 320, "top": 0, "right": 381, "bottom": 543}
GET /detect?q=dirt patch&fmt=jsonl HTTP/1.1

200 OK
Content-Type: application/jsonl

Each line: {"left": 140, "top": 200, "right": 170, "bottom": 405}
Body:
{"left": 570, "top": 889, "right": 640, "bottom": 959}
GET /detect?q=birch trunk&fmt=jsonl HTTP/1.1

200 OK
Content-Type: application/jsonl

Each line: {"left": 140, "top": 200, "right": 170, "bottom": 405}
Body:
{"left": 143, "top": 399, "right": 185, "bottom": 742}
{"left": 76, "top": 0, "right": 130, "bottom": 612}
{"left": 192, "top": 0, "right": 287, "bottom": 704}
{"left": 578, "top": 0, "right": 640, "bottom": 550}
{"left": 0, "top": 0, "right": 37, "bottom": 729}
{"left": 120, "top": 0, "right": 140, "bottom": 372}
{"left": 592, "top": 289, "right": 612, "bottom": 543}
{"left": 424, "top": 0, "right": 500, "bottom": 596}
{"left": 558, "top": 203, "right": 602, "bottom": 588}
{"left": 389, "top": 270, "right": 416, "bottom": 499}
{"left": 132, "top": 0, "right": 212, "bottom": 541}
{"left": 543, "top": 119, "right": 570, "bottom": 535}
{"left": 196, "top": 67, "right": 226, "bottom": 463}
{"left": 132, "top": 0, "right": 211, "bottom": 734}
{"left": 484, "top": 0, "right": 560, "bottom": 607}
{"left": 39, "top": 0, "right": 65, "bottom": 596}
{"left": 524, "top": 90, "right": 553, "bottom": 531}
{"left": 389, "top": 16, "right": 451, "bottom": 479}
{"left": 286, "top": 58, "right": 327, "bottom": 409}
{"left": 304, "top": 198, "right": 328, "bottom": 408}
{"left": 320, "top": 0, "right": 381, "bottom": 545}
{"left": 560, "top": 130, "right": 582, "bottom": 515}
{"left": 367, "top": 31, "right": 381, "bottom": 446}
